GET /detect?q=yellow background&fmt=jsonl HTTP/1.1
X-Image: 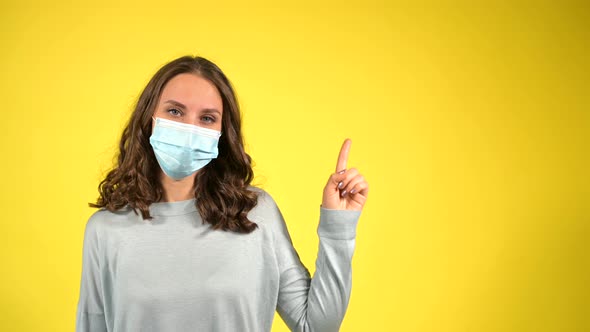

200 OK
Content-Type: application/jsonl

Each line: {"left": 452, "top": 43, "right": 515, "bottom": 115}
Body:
{"left": 0, "top": 1, "right": 588, "bottom": 331}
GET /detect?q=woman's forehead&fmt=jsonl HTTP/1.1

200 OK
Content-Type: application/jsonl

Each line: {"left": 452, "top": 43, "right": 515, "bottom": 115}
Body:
{"left": 160, "top": 73, "right": 223, "bottom": 112}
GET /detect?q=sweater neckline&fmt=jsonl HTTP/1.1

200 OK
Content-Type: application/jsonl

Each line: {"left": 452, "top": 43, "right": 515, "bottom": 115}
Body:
{"left": 149, "top": 198, "right": 198, "bottom": 216}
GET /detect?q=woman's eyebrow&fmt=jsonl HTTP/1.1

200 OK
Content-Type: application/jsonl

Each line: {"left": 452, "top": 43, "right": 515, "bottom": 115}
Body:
{"left": 164, "top": 99, "right": 187, "bottom": 109}
{"left": 202, "top": 108, "right": 222, "bottom": 115}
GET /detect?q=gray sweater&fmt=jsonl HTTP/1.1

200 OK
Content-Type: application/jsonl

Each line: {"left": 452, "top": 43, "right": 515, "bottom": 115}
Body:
{"left": 76, "top": 188, "right": 360, "bottom": 332}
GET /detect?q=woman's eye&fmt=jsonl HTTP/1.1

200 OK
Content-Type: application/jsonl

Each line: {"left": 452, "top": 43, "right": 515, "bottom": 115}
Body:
{"left": 201, "top": 115, "right": 216, "bottom": 123}
{"left": 167, "top": 108, "right": 182, "bottom": 116}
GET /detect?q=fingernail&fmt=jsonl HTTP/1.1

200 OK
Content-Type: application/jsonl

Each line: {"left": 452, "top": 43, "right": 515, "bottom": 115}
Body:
{"left": 338, "top": 181, "right": 343, "bottom": 189}
{"left": 350, "top": 189, "right": 356, "bottom": 194}
{"left": 340, "top": 190, "right": 347, "bottom": 197}
{"left": 338, "top": 169, "right": 346, "bottom": 174}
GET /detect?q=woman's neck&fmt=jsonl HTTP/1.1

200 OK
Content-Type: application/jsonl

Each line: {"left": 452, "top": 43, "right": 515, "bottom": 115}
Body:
{"left": 159, "top": 171, "right": 197, "bottom": 202}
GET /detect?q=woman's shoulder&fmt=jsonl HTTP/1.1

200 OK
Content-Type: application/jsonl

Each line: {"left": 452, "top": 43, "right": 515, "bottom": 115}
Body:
{"left": 248, "top": 186, "right": 278, "bottom": 208}
{"left": 84, "top": 205, "right": 138, "bottom": 231}
{"left": 246, "top": 187, "right": 293, "bottom": 247}
{"left": 247, "top": 186, "right": 283, "bottom": 224}
{"left": 245, "top": 187, "right": 290, "bottom": 253}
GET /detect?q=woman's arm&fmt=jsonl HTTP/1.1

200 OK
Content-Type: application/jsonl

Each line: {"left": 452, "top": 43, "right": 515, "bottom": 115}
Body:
{"left": 76, "top": 215, "right": 108, "bottom": 332}
{"left": 269, "top": 196, "right": 360, "bottom": 331}
{"left": 273, "top": 139, "right": 368, "bottom": 331}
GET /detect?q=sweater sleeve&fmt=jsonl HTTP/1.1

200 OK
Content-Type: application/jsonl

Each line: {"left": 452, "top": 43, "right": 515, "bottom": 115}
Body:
{"left": 262, "top": 192, "right": 361, "bottom": 332}
{"left": 76, "top": 214, "right": 108, "bottom": 332}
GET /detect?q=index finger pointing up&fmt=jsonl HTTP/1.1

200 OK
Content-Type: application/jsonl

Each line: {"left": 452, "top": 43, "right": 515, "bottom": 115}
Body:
{"left": 336, "top": 138, "right": 352, "bottom": 173}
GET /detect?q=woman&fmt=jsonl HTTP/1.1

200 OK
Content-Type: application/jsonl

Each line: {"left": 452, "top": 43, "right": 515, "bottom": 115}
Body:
{"left": 76, "top": 56, "right": 369, "bottom": 332}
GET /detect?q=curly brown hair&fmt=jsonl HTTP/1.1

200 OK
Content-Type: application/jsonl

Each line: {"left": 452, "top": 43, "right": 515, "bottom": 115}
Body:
{"left": 90, "top": 56, "right": 258, "bottom": 233}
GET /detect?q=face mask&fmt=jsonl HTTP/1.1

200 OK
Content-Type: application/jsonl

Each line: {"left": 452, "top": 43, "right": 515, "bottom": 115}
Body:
{"left": 149, "top": 117, "right": 222, "bottom": 180}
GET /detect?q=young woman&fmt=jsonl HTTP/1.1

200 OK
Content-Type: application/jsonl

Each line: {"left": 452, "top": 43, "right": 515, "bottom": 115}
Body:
{"left": 76, "top": 56, "right": 369, "bottom": 332}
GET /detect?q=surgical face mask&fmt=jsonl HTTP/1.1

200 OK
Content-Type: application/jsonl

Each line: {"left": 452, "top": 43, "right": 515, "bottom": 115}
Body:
{"left": 149, "top": 117, "right": 222, "bottom": 180}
